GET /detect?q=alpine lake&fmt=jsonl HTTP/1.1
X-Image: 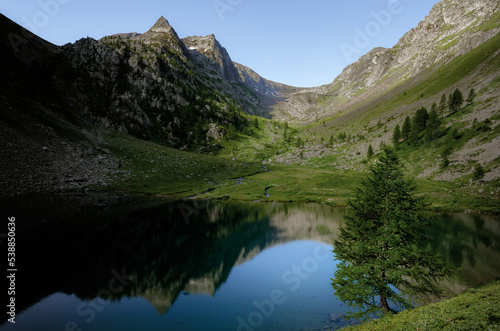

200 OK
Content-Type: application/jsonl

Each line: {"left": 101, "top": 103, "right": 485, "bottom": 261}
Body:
{"left": 1, "top": 194, "right": 499, "bottom": 331}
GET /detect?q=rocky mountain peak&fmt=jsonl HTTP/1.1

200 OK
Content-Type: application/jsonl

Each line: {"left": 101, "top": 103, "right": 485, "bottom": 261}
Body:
{"left": 337, "top": 0, "right": 498, "bottom": 92}
{"left": 133, "top": 16, "right": 182, "bottom": 48}
{"left": 183, "top": 34, "right": 219, "bottom": 53}
{"left": 182, "top": 34, "right": 241, "bottom": 83}
{"left": 149, "top": 16, "right": 174, "bottom": 34}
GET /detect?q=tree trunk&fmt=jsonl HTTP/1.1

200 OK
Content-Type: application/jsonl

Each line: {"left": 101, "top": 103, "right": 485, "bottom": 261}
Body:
{"left": 380, "top": 269, "right": 391, "bottom": 314}
{"left": 380, "top": 294, "right": 391, "bottom": 313}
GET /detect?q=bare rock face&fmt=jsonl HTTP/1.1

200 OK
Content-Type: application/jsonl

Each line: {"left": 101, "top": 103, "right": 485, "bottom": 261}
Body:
{"left": 56, "top": 17, "right": 268, "bottom": 145}
{"left": 271, "top": 0, "right": 500, "bottom": 122}
{"left": 206, "top": 123, "right": 224, "bottom": 142}
{"left": 183, "top": 34, "right": 241, "bottom": 83}
{"left": 233, "top": 62, "right": 298, "bottom": 99}
{"left": 333, "top": 0, "right": 498, "bottom": 100}
{"left": 149, "top": 16, "right": 175, "bottom": 34}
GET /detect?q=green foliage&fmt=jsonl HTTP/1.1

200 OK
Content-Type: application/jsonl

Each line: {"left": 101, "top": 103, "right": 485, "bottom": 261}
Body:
{"left": 295, "top": 136, "right": 304, "bottom": 148}
{"left": 338, "top": 132, "right": 348, "bottom": 142}
{"left": 438, "top": 94, "right": 447, "bottom": 118}
{"left": 329, "top": 135, "right": 335, "bottom": 147}
{"left": 448, "top": 88, "right": 464, "bottom": 114}
{"left": 367, "top": 144, "right": 374, "bottom": 159}
{"left": 401, "top": 116, "right": 412, "bottom": 141}
{"left": 410, "top": 119, "right": 420, "bottom": 145}
{"left": 413, "top": 107, "right": 429, "bottom": 133}
{"left": 440, "top": 147, "right": 452, "bottom": 169}
{"left": 426, "top": 106, "right": 441, "bottom": 140}
{"left": 466, "top": 88, "right": 476, "bottom": 105}
{"left": 253, "top": 118, "right": 259, "bottom": 128}
{"left": 332, "top": 148, "right": 454, "bottom": 321}
{"left": 392, "top": 124, "right": 401, "bottom": 146}
{"left": 349, "top": 281, "right": 500, "bottom": 331}
{"left": 316, "top": 224, "right": 331, "bottom": 235}
{"left": 472, "top": 164, "right": 485, "bottom": 181}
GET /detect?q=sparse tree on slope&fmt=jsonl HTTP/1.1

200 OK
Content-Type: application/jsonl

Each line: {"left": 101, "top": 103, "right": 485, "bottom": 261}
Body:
{"left": 329, "top": 135, "right": 335, "bottom": 147}
{"left": 472, "top": 163, "right": 485, "bottom": 181}
{"left": 426, "top": 107, "right": 441, "bottom": 140}
{"left": 466, "top": 89, "right": 476, "bottom": 105}
{"left": 438, "top": 94, "right": 447, "bottom": 118}
{"left": 448, "top": 88, "right": 464, "bottom": 113}
{"left": 392, "top": 124, "right": 401, "bottom": 148}
{"left": 332, "top": 148, "right": 453, "bottom": 321}
{"left": 431, "top": 102, "right": 437, "bottom": 115}
{"left": 413, "top": 107, "right": 429, "bottom": 133}
{"left": 401, "top": 116, "right": 412, "bottom": 141}
{"left": 367, "top": 144, "right": 374, "bottom": 159}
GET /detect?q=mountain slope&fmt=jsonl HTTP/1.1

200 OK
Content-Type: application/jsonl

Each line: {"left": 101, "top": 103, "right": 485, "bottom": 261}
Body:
{"left": 183, "top": 33, "right": 241, "bottom": 83}
{"left": 271, "top": 0, "right": 500, "bottom": 123}
{"left": 0, "top": 14, "right": 262, "bottom": 195}
{"left": 64, "top": 16, "right": 264, "bottom": 147}
{"left": 259, "top": 0, "right": 500, "bottom": 184}
{"left": 0, "top": 0, "right": 499, "bottom": 204}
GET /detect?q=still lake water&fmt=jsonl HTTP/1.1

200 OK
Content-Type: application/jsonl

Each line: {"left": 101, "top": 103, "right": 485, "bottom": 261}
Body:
{"left": 1, "top": 195, "right": 500, "bottom": 331}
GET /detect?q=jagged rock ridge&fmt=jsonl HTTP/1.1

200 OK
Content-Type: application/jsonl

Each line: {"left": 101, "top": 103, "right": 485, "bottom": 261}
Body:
{"left": 183, "top": 34, "right": 241, "bottom": 83}
{"left": 271, "top": 0, "right": 500, "bottom": 122}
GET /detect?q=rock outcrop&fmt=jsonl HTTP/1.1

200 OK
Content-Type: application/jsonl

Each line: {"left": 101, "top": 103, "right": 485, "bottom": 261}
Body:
{"left": 271, "top": 0, "right": 500, "bottom": 122}
{"left": 183, "top": 34, "right": 241, "bottom": 83}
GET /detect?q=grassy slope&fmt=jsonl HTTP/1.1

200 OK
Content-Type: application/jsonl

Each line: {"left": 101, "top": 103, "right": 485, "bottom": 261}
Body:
{"left": 99, "top": 130, "right": 263, "bottom": 197}
{"left": 199, "top": 31, "right": 499, "bottom": 212}
{"left": 4, "top": 26, "right": 497, "bottom": 213}
{"left": 90, "top": 31, "right": 499, "bottom": 211}
{"left": 344, "top": 281, "right": 500, "bottom": 331}
{"left": 99, "top": 124, "right": 497, "bottom": 212}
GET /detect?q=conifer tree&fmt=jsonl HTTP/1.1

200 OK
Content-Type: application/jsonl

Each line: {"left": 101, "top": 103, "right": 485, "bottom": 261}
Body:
{"left": 332, "top": 148, "right": 453, "bottom": 320}
{"left": 413, "top": 107, "right": 428, "bottom": 133}
{"left": 401, "top": 116, "right": 411, "bottom": 141}
{"left": 438, "top": 94, "right": 447, "bottom": 118}
{"left": 472, "top": 164, "right": 485, "bottom": 181}
{"left": 329, "top": 135, "right": 335, "bottom": 147}
{"left": 295, "top": 137, "right": 303, "bottom": 148}
{"left": 410, "top": 119, "right": 420, "bottom": 145}
{"left": 392, "top": 124, "right": 401, "bottom": 147}
{"left": 367, "top": 144, "right": 374, "bottom": 159}
{"left": 466, "top": 89, "right": 476, "bottom": 105}
{"left": 440, "top": 148, "right": 451, "bottom": 169}
{"left": 449, "top": 88, "right": 464, "bottom": 113}
{"left": 431, "top": 102, "right": 437, "bottom": 114}
{"left": 426, "top": 107, "right": 441, "bottom": 140}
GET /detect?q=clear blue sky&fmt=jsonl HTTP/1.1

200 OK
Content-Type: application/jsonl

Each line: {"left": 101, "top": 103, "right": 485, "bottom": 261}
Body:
{"left": 2, "top": 0, "right": 440, "bottom": 87}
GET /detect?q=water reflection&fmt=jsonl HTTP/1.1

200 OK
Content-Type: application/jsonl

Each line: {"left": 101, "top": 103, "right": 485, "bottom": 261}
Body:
{"left": 428, "top": 212, "right": 500, "bottom": 295}
{"left": 1, "top": 195, "right": 499, "bottom": 330}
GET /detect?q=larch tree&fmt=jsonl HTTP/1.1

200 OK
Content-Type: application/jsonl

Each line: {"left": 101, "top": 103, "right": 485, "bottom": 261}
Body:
{"left": 392, "top": 124, "right": 401, "bottom": 147}
{"left": 401, "top": 116, "right": 412, "bottom": 141}
{"left": 331, "top": 147, "right": 453, "bottom": 321}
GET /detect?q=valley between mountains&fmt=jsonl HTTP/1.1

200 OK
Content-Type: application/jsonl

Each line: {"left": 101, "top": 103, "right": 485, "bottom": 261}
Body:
{"left": 0, "top": 0, "right": 499, "bottom": 212}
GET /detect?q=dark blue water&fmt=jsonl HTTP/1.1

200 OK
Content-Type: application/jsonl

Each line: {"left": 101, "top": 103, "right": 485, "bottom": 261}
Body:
{"left": 1, "top": 196, "right": 499, "bottom": 331}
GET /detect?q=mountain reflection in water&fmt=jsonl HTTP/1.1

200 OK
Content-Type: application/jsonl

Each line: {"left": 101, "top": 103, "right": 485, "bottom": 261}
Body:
{"left": 1, "top": 194, "right": 499, "bottom": 330}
